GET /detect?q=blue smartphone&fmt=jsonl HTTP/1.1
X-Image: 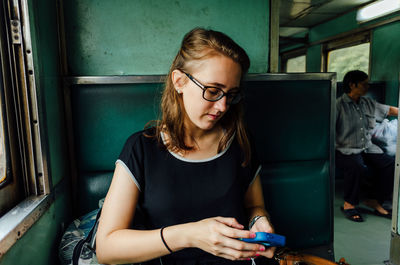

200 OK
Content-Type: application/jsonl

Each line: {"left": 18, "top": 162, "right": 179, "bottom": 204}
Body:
{"left": 239, "top": 232, "right": 286, "bottom": 247}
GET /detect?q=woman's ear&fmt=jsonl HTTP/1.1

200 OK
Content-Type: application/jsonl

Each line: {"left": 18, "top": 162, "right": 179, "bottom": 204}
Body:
{"left": 171, "top": 70, "right": 186, "bottom": 94}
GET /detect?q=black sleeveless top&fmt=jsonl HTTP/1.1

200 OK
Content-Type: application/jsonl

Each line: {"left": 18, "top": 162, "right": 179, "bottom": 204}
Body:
{"left": 117, "top": 128, "right": 261, "bottom": 265}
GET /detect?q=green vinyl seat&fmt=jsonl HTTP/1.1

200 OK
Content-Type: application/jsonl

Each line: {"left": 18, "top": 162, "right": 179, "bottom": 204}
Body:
{"left": 260, "top": 160, "right": 330, "bottom": 248}
{"left": 71, "top": 82, "right": 162, "bottom": 215}
{"left": 243, "top": 75, "right": 335, "bottom": 257}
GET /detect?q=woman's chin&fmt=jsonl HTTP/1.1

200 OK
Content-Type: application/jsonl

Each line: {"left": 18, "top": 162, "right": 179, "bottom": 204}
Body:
{"left": 196, "top": 121, "right": 219, "bottom": 131}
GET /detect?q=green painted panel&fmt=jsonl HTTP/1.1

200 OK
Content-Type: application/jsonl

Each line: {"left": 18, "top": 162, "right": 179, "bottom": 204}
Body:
{"left": 29, "top": 0, "right": 69, "bottom": 187}
{"left": 63, "top": 0, "right": 269, "bottom": 75}
{"left": 0, "top": 191, "right": 71, "bottom": 265}
{"left": 370, "top": 22, "right": 400, "bottom": 231}
{"left": 280, "top": 31, "right": 308, "bottom": 53}
{"left": 309, "top": 11, "right": 358, "bottom": 43}
{"left": 306, "top": 45, "right": 322, "bottom": 72}
{"left": 370, "top": 22, "right": 400, "bottom": 107}
{"left": 309, "top": 11, "right": 400, "bottom": 44}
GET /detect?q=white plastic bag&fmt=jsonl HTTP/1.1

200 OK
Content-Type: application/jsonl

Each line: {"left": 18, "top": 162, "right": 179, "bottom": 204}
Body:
{"left": 371, "top": 119, "right": 397, "bottom": 156}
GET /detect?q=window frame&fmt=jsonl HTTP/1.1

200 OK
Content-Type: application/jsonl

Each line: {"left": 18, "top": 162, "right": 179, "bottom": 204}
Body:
{"left": 0, "top": 0, "right": 51, "bottom": 258}
{"left": 0, "top": 0, "right": 25, "bottom": 217}
{"left": 322, "top": 31, "right": 371, "bottom": 75}
{"left": 0, "top": 67, "right": 12, "bottom": 190}
{"left": 280, "top": 47, "right": 307, "bottom": 73}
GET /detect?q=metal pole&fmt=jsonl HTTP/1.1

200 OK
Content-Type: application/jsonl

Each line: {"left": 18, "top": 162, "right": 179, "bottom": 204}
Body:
{"left": 269, "top": 0, "right": 280, "bottom": 73}
{"left": 390, "top": 71, "right": 400, "bottom": 265}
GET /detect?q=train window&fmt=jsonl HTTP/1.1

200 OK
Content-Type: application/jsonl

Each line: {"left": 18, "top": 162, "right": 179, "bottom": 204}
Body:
{"left": 0, "top": 0, "right": 52, "bottom": 256}
{"left": 327, "top": 42, "right": 370, "bottom": 81}
{"left": 281, "top": 48, "right": 307, "bottom": 73}
{"left": 0, "top": 55, "right": 19, "bottom": 217}
{"left": 0, "top": 10, "right": 24, "bottom": 218}
{"left": 286, "top": 55, "right": 306, "bottom": 73}
{"left": 0, "top": 106, "right": 6, "bottom": 186}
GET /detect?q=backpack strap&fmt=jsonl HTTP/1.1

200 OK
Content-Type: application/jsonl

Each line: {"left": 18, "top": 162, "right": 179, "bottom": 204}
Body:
{"left": 72, "top": 208, "right": 102, "bottom": 265}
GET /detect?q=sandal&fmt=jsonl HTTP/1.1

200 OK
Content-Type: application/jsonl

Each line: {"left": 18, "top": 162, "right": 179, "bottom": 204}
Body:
{"left": 373, "top": 210, "right": 392, "bottom": 219}
{"left": 341, "top": 206, "right": 364, "bottom": 222}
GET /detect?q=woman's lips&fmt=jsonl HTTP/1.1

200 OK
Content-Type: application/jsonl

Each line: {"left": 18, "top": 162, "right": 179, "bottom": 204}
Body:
{"left": 208, "top": 114, "right": 219, "bottom": 120}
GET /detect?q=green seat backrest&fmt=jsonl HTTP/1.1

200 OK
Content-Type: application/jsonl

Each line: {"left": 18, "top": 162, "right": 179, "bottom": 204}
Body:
{"left": 71, "top": 83, "right": 162, "bottom": 215}
{"left": 243, "top": 77, "right": 334, "bottom": 250}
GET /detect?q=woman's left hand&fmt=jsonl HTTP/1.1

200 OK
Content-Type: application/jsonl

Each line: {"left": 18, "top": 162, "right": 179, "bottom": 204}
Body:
{"left": 249, "top": 216, "right": 275, "bottom": 259}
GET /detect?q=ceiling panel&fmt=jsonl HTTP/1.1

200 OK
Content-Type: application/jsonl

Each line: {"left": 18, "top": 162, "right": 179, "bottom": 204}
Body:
{"left": 280, "top": 3, "right": 312, "bottom": 25}
{"left": 280, "top": 27, "right": 308, "bottom": 37}
{"left": 283, "top": 13, "right": 334, "bottom": 27}
{"left": 280, "top": 0, "right": 332, "bottom": 25}
{"left": 316, "top": 0, "right": 372, "bottom": 14}
{"left": 279, "top": 0, "right": 374, "bottom": 33}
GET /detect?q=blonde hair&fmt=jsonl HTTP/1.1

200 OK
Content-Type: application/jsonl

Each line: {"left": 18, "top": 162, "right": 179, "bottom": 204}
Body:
{"left": 148, "top": 28, "right": 251, "bottom": 166}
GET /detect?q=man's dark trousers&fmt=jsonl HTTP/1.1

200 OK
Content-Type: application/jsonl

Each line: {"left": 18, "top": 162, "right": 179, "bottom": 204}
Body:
{"left": 336, "top": 151, "right": 394, "bottom": 205}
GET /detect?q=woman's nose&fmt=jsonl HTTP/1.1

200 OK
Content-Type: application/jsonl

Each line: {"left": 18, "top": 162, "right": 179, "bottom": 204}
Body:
{"left": 214, "top": 96, "right": 228, "bottom": 112}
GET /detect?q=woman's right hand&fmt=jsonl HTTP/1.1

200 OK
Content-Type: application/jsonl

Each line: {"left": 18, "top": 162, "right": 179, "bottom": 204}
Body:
{"left": 186, "top": 217, "right": 266, "bottom": 261}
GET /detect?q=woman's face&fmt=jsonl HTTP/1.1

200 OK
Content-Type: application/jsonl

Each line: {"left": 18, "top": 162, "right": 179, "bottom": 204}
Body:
{"left": 173, "top": 54, "right": 242, "bottom": 133}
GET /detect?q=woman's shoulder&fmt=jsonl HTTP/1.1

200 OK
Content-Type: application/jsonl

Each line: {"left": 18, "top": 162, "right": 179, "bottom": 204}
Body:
{"left": 124, "top": 127, "right": 158, "bottom": 147}
{"left": 119, "top": 127, "right": 161, "bottom": 161}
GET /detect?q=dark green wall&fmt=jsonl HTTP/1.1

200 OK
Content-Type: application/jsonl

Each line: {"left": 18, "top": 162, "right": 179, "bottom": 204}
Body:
{"left": 369, "top": 21, "right": 400, "bottom": 231}
{"left": 0, "top": 0, "right": 71, "bottom": 264}
{"left": 306, "top": 45, "right": 322, "bottom": 72}
{"left": 309, "top": 11, "right": 358, "bottom": 43}
{"left": 63, "top": 0, "right": 270, "bottom": 75}
{"left": 29, "top": 2, "right": 70, "bottom": 188}
{"left": 370, "top": 22, "right": 400, "bottom": 106}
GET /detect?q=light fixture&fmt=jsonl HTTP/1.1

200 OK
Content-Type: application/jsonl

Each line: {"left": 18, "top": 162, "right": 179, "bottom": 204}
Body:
{"left": 357, "top": 0, "right": 400, "bottom": 23}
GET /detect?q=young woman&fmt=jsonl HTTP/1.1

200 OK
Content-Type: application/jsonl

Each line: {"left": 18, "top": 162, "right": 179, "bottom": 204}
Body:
{"left": 96, "top": 28, "right": 275, "bottom": 265}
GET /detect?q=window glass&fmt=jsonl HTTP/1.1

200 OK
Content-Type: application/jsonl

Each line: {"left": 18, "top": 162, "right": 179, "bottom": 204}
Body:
{"left": 286, "top": 55, "right": 306, "bottom": 73}
{"left": 327, "top": 42, "right": 370, "bottom": 81}
{"left": 0, "top": 111, "right": 6, "bottom": 186}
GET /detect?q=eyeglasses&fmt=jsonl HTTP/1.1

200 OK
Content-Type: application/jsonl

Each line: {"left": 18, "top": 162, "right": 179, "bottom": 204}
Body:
{"left": 183, "top": 72, "right": 242, "bottom": 105}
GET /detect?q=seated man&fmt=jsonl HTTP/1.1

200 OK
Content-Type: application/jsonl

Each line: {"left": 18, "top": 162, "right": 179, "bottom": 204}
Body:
{"left": 336, "top": 70, "right": 398, "bottom": 222}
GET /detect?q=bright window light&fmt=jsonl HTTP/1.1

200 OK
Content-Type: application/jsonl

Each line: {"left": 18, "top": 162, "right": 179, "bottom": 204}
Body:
{"left": 357, "top": 0, "right": 400, "bottom": 22}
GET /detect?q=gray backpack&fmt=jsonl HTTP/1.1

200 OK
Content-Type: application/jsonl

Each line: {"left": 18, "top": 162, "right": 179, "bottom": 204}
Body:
{"left": 59, "top": 205, "right": 102, "bottom": 265}
{"left": 59, "top": 199, "right": 146, "bottom": 265}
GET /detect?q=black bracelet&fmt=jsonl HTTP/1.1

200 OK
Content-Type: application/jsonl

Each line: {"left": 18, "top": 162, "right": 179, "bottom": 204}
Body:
{"left": 160, "top": 227, "right": 173, "bottom": 253}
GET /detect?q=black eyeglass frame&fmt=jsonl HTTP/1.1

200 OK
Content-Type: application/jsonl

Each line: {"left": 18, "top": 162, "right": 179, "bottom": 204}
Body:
{"left": 182, "top": 71, "right": 242, "bottom": 105}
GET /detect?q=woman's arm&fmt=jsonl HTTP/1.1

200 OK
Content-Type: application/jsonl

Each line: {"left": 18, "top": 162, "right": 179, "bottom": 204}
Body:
{"left": 388, "top": 106, "right": 399, "bottom": 117}
{"left": 244, "top": 174, "right": 275, "bottom": 258}
{"left": 96, "top": 163, "right": 264, "bottom": 264}
{"left": 96, "top": 163, "right": 181, "bottom": 264}
{"left": 244, "top": 175, "right": 272, "bottom": 229}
